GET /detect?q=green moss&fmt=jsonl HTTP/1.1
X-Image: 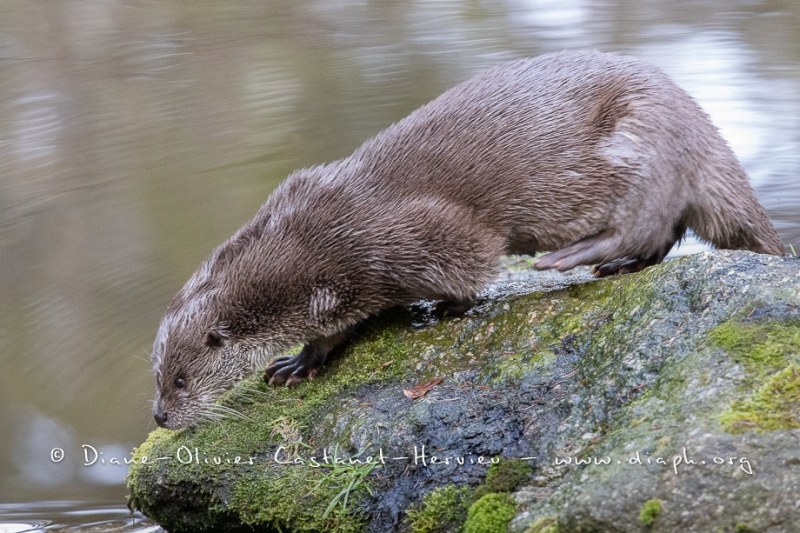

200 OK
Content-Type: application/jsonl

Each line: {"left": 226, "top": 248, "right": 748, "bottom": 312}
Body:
{"left": 230, "top": 459, "right": 376, "bottom": 532}
{"left": 406, "top": 485, "right": 472, "bottom": 533}
{"left": 735, "top": 523, "right": 756, "bottom": 533}
{"left": 404, "top": 459, "right": 530, "bottom": 532}
{"left": 708, "top": 320, "right": 800, "bottom": 379}
{"left": 474, "top": 458, "right": 531, "bottom": 500}
{"left": 638, "top": 499, "right": 662, "bottom": 527}
{"left": 128, "top": 427, "right": 174, "bottom": 464}
{"left": 331, "top": 318, "right": 417, "bottom": 386}
{"left": 526, "top": 516, "right": 560, "bottom": 533}
{"left": 720, "top": 365, "right": 800, "bottom": 432}
{"left": 126, "top": 428, "right": 191, "bottom": 515}
{"left": 709, "top": 319, "right": 800, "bottom": 433}
{"left": 476, "top": 265, "right": 664, "bottom": 389}
{"left": 464, "top": 493, "right": 517, "bottom": 533}
{"left": 126, "top": 339, "right": 398, "bottom": 532}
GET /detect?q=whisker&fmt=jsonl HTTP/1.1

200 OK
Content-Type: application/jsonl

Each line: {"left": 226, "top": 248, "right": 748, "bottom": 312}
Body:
{"left": 197, "top": 411, "right": 224, "bottom": 424}
{"left": 211, "top": 405, "right": 250, "bottom": 418}
{"left": 132, "top": 349, "right": 152, "bottom": 364}
{"left": 206, "top": 404, "right": 252, "bottom": 422}
{"left": 231, "top": 389, "right": 269, "bottom": 401}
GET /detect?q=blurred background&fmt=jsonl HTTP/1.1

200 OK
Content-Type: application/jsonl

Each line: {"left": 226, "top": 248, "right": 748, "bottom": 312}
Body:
{"left": 0, "top": 0, "right": 798, "bottom": 526}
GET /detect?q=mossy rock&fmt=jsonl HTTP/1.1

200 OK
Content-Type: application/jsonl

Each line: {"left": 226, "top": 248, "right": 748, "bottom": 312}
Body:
{"left": 464, "top": 492, "right": 517, "bottom": 533}
{"left": 127, "top": 251, "right": 800, "bottom": 532}
{"left": 638, "top": 499, "right": 662, "bottom": 527}
{"left": 405, "top": 485, "right": 472, "bottom": 533}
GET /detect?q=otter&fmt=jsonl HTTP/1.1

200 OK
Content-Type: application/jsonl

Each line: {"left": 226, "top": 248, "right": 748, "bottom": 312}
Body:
{"left": 150, "top": 50, "right": 783, "bottom": 429}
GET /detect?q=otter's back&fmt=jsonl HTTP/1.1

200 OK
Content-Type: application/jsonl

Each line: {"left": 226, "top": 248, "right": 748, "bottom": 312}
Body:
{"left": 342, "top": 50, "right": 706, "bottom": 251}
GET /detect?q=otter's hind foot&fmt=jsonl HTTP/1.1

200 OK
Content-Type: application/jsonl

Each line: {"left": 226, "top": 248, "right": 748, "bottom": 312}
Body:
{"left": 592, "top": 257, "right": 650, "bottom": 277}
{"left": 592, "top": 248, "right": 672, "bottom": 277}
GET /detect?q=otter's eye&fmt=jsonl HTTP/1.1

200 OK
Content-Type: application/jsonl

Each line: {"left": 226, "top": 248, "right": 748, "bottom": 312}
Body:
{"left": 174, "top": 376, "right": 186, "bottom": 389}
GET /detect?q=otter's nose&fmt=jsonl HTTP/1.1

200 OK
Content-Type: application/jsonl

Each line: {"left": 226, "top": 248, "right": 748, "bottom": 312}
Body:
{"left": 154, "top": 409, "right": 168, "bottom": 428}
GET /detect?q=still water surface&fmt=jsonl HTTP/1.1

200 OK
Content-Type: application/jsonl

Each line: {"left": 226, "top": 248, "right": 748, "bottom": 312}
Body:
{"left": 1, "top": 0, "right": 798, "bottom": 530}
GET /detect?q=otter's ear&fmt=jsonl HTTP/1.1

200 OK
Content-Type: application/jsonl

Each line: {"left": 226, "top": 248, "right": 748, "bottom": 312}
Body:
{"left": 204, "top": 328, "right": 229, "bottom": 349}
{"left": 308, "top": 286, "right": 340, "bottom": 323}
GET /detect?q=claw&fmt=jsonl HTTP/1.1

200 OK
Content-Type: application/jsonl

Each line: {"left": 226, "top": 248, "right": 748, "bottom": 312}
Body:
{"left": 285, "top": 373, "right": 304, "bottom": 387}
{"left": 264, "top": 353, "right": 319, "bottom": 387}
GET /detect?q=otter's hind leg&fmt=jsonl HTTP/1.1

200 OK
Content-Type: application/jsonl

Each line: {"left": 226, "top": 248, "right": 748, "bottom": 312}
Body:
{"left": 592, "top": 222, "right": 686, "bottom": 277}
{"left": 533, "top": 232, "right": 622, "bottom": 272}
{"left": 535, "top": 221, "right": 686, "bottom": 275}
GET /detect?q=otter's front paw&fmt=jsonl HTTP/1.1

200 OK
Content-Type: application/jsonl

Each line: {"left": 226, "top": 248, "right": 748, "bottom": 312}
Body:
{"left": 264, "top": 345, "right": 326, "bottom": 386}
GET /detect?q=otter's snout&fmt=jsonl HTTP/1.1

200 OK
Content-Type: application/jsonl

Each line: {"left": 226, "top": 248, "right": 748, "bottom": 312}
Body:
{"left": 154, "top": 407, "right": 168, "bottom": 428}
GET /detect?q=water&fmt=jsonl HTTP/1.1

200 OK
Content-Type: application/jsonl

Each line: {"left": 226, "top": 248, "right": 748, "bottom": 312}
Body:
{"left": 0, "top": 501, "right": 157, "bottom": 532}
{"left": 1, "top": 0, "right": 798, "bottom": 529}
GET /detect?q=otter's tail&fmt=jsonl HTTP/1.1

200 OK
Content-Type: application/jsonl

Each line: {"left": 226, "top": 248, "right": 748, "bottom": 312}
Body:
{"left": 686, "top": 161, "right": 783, "bottom": 255}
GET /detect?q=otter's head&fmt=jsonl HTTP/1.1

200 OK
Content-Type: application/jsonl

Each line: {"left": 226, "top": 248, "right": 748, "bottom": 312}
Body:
{"left": 150, "top": 277, "right": 344, "bottom": 430}
{"left": 150, "top": 196, "right": 357, "bottom": 429}
{"left": 149, "top": 261, "right": 306, "bottom": 430}
{"left": 150, "top": 272, "right": 352, "bottom": 429}
{"left": 151, "top": 311, "right": 253, "bottom": 429}
{"left": 151, "top": 273, "right": 316, "bottom": 428}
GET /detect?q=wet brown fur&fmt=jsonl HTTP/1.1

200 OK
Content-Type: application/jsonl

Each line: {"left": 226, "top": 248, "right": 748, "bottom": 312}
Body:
{"left": 151, "top": 50, "right": 783, "bottom": 429}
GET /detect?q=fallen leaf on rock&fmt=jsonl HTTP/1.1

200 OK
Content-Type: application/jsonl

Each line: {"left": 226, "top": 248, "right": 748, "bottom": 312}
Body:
{"left": 403, "top": 377, "right": 443, "bottom": 400}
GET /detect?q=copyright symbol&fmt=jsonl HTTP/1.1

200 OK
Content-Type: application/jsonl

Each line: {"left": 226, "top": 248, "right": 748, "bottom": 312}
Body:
{"left": 50, "top": 448, "right": 65, "bottom": 463}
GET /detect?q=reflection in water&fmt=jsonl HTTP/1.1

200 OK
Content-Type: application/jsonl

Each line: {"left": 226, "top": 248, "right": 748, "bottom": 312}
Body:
{"left": 10, "top": 414, "right": 78, "bottom": 488}
{"left": 508, "top": 0, "right": 594, "bottom": 44}
{"left": 0, "top": 0, "right": 798, "bottom": 526}
{"left": 12, "top": 92, "right": 61, "bottom": 163}
{"left": 0, "top": 501, "right": 161, "bottom": 532}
